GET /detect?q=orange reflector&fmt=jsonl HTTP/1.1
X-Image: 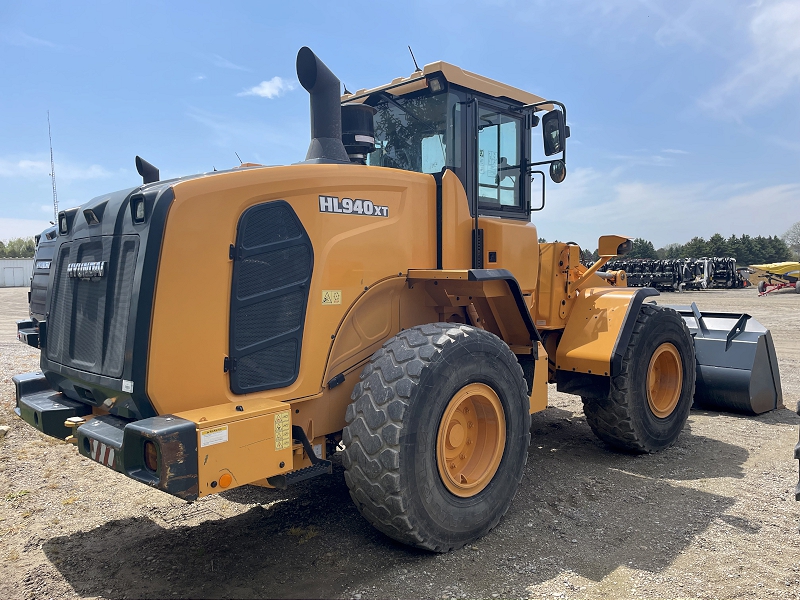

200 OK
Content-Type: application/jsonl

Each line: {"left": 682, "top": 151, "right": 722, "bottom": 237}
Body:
{"left": 144, "top": 441, "right": 158, "bottom": 472}
{"left": 218, "top": 473, "right": 232, "bottom": 488}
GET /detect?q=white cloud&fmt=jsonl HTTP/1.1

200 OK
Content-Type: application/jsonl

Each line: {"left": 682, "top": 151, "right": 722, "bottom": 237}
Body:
{"left": 700, "top": 1, "right": 800, "bottom": 115}
{"left": 1, "top": 30, "right": 57, "bottom": 48}
{"left": 0, "top": 218, "right": 54, "bottom": 241}
{"left": 238, "top": 76, "right": 297, "bottom": 99}
{"left": 212, "top": 54, "right": 249, "bottom": 71}
{"left": 661, "top": 148, "right": 688, "bottom": 154}
{"left": 0, "top": 157, "right": 112, "bottom": 181}
{"left": 193, "top": 74, "right": 207, "bottom": 81}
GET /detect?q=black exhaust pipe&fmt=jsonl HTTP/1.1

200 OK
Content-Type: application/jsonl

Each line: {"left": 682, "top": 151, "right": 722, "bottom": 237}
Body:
{"left": 296, "top": 47, "right": 350, "bottom": 163}
{"left": 135, "top": 156, "right": 160, "bottom": 184}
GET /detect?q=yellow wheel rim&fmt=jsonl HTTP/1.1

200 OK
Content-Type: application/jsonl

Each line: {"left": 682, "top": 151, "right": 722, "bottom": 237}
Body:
{"left": 646, "top": 343, "right": 683, "bottom": 418}
{"left": 436, "top": 383, "right": 506, "bottom": 497}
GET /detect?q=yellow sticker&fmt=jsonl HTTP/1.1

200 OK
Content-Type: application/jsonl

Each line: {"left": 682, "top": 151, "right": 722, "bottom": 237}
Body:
{"left": 274, "top": 411, "right": 291, "bottom": 451}
{"left": 322, "top": 290, "right": 342, "bottom": 305}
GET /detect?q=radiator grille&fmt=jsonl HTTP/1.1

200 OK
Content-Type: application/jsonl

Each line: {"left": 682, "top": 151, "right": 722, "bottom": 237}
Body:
{"left": 229, "top": 201, "right": 312, "bottom": 394}
{"left": 237, "top": 246, "right": 312, "bottom": 299}
{"left": 46, "top": 236, "right": 139, "bottom": 377}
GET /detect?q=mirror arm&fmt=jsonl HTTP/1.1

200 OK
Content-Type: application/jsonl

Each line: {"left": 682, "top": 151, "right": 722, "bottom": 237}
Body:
{"left": 515, "top": 99, "right": 567, "bottom": 166}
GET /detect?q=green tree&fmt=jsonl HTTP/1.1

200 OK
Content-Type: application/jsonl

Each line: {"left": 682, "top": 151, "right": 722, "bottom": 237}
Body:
{"left": 627, "top": 238, "right": 658, "bottom": 259}
{"left": 580, "top": 248, "right": 599, "bottom": 263}
{"left": 659, "top": 243, "right": 683, "bottom": 259}
{"left": 706, "top": 233, "right": 728, "bottom": 257}
{"left": 682, "top": 236, "right": 709, "bottom": 258}
{"left": 3, "top": 237, "right": 35, "bottom": 258}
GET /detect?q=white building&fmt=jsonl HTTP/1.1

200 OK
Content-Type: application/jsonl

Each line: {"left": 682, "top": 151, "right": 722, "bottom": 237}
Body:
{"left": 0, "top": 258, "right": 33, "bottom": 287}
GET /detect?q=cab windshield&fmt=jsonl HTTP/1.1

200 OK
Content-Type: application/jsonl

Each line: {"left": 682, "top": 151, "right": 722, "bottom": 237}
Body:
{"left": 366, "top": 91, "right": 462, "bottom": 174}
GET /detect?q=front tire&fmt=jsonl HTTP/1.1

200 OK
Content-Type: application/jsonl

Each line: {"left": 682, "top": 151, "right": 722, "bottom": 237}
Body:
{"left": 342, "top": 323, "right": 530, "bottom": 552}
{"left": 582, "top": 304, "right": 695, "bottom": 453}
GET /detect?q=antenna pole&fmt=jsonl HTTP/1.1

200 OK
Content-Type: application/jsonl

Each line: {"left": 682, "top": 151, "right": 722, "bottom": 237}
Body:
{"left": 47, "top": 111, "right": 58, "bottom": 221}
{"left": 408, "top": 46, "right": 421, "bottom": 73}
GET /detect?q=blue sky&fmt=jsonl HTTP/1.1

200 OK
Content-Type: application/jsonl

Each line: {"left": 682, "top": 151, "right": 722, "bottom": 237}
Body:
{"left": 1, "top": 0, "right": 799, "bottom": 249}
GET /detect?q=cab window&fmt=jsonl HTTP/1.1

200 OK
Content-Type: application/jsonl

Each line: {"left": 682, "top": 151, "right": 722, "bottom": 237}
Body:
{"left": 477, "top": 107, "right": 522, "bottom": 210}
{"left": 366, "top": 91, "right": 462, "bottom": 174}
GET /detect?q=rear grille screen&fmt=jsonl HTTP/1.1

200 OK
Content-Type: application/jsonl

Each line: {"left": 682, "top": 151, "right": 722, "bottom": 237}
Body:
{"left": 229, "top": 201, "right": 313, "bottom": 394}
{"left": 46, "top": 235, "right": 139, "bottom": 377}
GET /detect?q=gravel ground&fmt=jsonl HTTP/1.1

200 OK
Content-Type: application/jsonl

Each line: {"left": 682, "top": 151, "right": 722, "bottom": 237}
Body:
{"left": 1, "top": 286, "right": 798, "bottom": 600}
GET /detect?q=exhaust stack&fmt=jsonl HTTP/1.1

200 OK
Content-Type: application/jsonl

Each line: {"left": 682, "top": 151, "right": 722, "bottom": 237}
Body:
{"left": 296, "top": 47, "right": 350, "bottom": 163}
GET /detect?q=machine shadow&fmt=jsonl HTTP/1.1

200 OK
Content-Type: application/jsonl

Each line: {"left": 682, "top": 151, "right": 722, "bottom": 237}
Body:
{"left": 691, "top": 406, "right": 800, "bottom": 426}
{"left": 41, "top": 406, "right": 755, "bottom": 599}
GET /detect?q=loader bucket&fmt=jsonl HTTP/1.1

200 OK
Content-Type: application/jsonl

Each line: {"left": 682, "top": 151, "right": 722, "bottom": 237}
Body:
{"left": 660, "top": 303, "right": 783, "bottom": 414}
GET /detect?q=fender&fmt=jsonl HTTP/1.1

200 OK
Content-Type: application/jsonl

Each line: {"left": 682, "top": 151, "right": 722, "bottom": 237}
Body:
{"left": 555, "top": 287, "right": 659, "bottom": 378}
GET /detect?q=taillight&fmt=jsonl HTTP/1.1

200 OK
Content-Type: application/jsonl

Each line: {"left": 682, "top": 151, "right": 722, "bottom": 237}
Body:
{"left": 144, "top": 441, "right": 159, "bottom": 472}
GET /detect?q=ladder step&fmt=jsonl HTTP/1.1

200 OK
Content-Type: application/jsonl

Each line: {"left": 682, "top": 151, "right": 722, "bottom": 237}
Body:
{"left": 267, "top": 459, "right": 332, "bottom": 490}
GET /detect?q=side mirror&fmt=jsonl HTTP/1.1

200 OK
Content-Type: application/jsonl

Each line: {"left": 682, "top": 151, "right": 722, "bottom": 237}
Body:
{"left": 549, "top": 160, "right": 566, "bottom": 183}
{"left": 542, "top": 110, "right": 566, "bottom": 156}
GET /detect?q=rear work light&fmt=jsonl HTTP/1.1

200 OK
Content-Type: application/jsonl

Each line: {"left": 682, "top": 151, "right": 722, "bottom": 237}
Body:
{"left": 143, "top": 440, "right": 159, "bottom": 472}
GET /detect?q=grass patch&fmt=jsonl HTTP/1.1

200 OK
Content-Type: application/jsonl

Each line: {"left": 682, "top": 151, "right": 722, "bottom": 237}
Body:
{"left": 7, "top": 549, "right": 19, "bottom": 561}
{"left": 287, "top": 525, "right": 319, "bottom": 545}
{"left": 5, "top": 490, "right": 30, "bottom": 501}
{"left": 61, "top": 496, "right": 78, "bottom": 505}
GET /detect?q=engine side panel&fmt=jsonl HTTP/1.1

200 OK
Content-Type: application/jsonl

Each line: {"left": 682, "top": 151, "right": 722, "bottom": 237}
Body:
{"left": 147, "top": 164, "right": 436, "bottom": 415}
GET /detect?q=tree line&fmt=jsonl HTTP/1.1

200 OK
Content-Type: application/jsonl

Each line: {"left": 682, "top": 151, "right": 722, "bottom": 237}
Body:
{"left": 0, "top": 238, "right": 36, "bottom": 258}
{"left": 630, "top": 234, "right": 792, "bottom": 265}
{"left": 574, "top": 221, "right": 800, "bottom": 267}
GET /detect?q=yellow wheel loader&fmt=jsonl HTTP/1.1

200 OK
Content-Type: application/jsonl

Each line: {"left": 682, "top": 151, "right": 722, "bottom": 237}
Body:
{"left": 14, "top": 47, "right": 783, "bottom": 552}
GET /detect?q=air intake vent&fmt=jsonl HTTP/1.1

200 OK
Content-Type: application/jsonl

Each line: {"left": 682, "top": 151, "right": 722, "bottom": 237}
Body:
{"left": 229, "top": 201, "right": 313, "bottom": 394}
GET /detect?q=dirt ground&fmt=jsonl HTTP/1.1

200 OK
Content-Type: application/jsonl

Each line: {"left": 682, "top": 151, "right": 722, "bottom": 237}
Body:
{"left": 1, "top": 286, "right": 798, "bottom": 600}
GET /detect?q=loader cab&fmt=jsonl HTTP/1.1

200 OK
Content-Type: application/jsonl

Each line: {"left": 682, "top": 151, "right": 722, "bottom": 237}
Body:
{"left": 347, "top": 62, "right": 566, "bottom": 222}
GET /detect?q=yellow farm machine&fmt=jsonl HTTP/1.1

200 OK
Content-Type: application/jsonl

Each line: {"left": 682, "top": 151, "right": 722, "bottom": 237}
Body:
{"left": 14, "top": 48, "right": 784, "bottom": 551}
{"left": 750, "top": 262, "right": 800, "bottom": 295}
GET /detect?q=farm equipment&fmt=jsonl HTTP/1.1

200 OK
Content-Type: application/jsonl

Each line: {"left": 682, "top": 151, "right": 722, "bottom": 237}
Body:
{"left": 604, "top": 257, "right": 747, "bottom": 291}
{"left": 13, "top": 47, "right": 784, "bottom": 552}
{"left": 750, "top": 262, "right": 800, "bottom": 295}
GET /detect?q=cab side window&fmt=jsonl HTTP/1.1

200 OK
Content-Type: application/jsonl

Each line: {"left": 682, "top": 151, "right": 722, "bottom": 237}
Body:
{"left": 477, "top": 107, "right": 522, "bottom": 209}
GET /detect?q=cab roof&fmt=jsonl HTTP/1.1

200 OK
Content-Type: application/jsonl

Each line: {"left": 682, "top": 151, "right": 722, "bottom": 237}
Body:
{"left": 342, "top": 60, "right": 547, "bottom": 108}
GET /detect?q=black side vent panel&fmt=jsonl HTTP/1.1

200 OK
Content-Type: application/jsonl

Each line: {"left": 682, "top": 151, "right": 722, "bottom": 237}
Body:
{"left": 229, "top": 201, "right": 313, "bottom": 394}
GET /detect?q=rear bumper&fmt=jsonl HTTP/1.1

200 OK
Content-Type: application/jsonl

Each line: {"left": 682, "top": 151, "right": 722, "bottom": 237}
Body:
{"left": 13, "top": 372, "right": 297, "bottom": 500}
{"left": 13, "top": 372, "right": 199, "bottom": 500}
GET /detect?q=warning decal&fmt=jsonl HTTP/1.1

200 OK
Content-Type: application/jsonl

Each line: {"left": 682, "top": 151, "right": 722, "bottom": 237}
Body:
{"left": 322, "top": 290, "right": 342, "bottom": 305}
{"left": 274, "top": 411, "right": 291, "bottom": 451}
{"left": 200, "top": 425, "right": 228, "bottom": 448}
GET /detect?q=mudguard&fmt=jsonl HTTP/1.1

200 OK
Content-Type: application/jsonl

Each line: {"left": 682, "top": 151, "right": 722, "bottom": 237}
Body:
{"left": 555, "top": 287, "right": 659, "bottom": 377}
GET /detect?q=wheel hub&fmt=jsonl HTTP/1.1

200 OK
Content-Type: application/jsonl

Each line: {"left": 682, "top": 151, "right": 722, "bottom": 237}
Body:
{"left": 436, "top": 383, "right": 506, "bottom": 497}
{"left": 646, "top": 343, "right": 683, "bottom": 418}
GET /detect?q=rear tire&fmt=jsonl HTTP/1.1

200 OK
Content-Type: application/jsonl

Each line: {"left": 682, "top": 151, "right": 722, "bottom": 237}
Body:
{"left": 758, "top": 280, "right": 767, "bottom": 294}
{"left": 582, "top": 304, "right": 695, "bottom": 453}
{"left": 795, "top": 282, "right": 799, "bottom": 294}
{"left": 342, "top": 323, "right": 530, "bottom": 552}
